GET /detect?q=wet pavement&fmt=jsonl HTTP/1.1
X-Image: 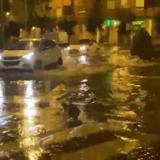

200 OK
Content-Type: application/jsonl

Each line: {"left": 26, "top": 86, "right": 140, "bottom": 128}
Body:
{"left": 0, "top": 48, "right": 160, "bottom": 159}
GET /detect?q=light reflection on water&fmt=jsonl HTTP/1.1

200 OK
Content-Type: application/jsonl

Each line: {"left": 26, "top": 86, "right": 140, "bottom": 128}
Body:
{"left": 108, "top": 67, "right": 146, "bottom": 131}
{"left": 78, "top": 55, "right": 89, "bottom": 65}
{"left": 0, "top": 81, "right": 7, "bottom": 126}
{"left": 1, "top": 65, "right": 160, "bottom": 159}
{"left": 24, "top": 81, "right": 34, "bottom": 98}
{"left": 19, "top": 81, "right": 42, "bottom": 160}
{"left": 0, "top": 81, "right": 5, "bottom": 98}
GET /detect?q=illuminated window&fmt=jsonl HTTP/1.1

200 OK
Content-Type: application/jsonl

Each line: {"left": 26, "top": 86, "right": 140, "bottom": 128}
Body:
{"left": 136, "top": 0, "right": 144, "bottom": 7}
{"left": 53, "top": 0, "right": 71, "bottom": 7}
{"left": 64, "top": 0, "right": 71, "bottom": 6}
{"left": 107, "top": 0, "right": 115, "bottom": 9}
{"left": 121, "top": 0, "right": 128, "bottom": 8}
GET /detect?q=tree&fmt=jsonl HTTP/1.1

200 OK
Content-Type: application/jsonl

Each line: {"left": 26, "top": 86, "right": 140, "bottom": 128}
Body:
{"left": 58, "top": 19, "right": 77, "bottom": 41}
{"left": 115, "top": 9, "right": 135, "bottom": 23}
{"left": 87, "top": 0, "right": 104, "bottom": 33}
{"left": 9, "top": 0, "right": 53, "bottom": 28}
{"left": 115, "top": 9, "right": 135, "bottom": 35}
{"left": 9, "top": 0, "right": 26, "bottom": 23}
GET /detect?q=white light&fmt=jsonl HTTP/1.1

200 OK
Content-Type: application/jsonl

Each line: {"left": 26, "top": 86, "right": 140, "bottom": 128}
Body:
{"left": 24, "top": 81, "right": 34, "bottom": 98}
{"left": 113, "top": 20, "right": 120, "bottom": 27}
{"left": 78, "top": 55, "right": 88, "bottom": 64}
{"left": 81, "top": 79, "right": 88, "bottom": 83}
{"left": 24, "top": 107, "right": 37, "bottom": 120}
{"left": 23, "top": 52, "right": 34, "bottom": 60}
{"left": 0, "top": 81, "right": 4, "bottom": 98}
{"left": 32, "top": 26, "right": 36, "bottom": 30}
{"left": 67, "top": 46, "right": 71, "bottom": 50}
{"left": 0, "top": 81, "right": 6, "bottom": 124}
{"left": 24, "top": 98, "right": 37, "bottom": 120}
{"left": 80, "top": 45, "right": 87, "bottom": 52}
{"left": 0, "top": 55, "right": 3, "bottom": 60}
{"left": 24, "top": 98, "right": 37, "bottom": 105}
{"left": 0, "top": 97, "right": 5, "bottom": 118}
{"left": 6, "top": 12, "right": 10, "bottom": 16}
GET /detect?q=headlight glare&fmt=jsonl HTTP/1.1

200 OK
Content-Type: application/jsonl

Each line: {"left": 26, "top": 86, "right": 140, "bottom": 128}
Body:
{"left": 66, "top": 46, "right": 70, "bottom": 50}
{"left": 80, "top": 45, "right": 87, "bottom": 52}
{"left": 23, "top": 52, "right": 34, "bottom": 60}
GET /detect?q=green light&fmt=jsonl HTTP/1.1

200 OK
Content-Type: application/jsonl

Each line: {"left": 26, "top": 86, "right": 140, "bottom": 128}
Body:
{"left": 138, "top": 20, "right": 144, "bottom": 25}
{"left": 133, "top": 20, "right": 144, "bottom": 25}
{"left": 106, "top": 19, "right": 112, "bottom": 27}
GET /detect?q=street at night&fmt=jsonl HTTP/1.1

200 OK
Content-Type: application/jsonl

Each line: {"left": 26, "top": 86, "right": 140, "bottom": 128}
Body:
{"left": 1, "top": 0, "right": 160, "bottom": 159}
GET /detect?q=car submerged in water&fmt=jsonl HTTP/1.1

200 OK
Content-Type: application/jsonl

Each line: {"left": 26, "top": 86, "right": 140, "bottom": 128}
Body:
{"left": 63, "top": 39, "right": 100, "bottom": 55}
{"left": 0, "top": 38, "right": 63, "bottom": 70}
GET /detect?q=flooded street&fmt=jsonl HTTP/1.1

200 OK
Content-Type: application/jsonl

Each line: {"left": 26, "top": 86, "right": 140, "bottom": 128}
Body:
{"left": 0, "top": 51, "right": 160, "bottom": 160}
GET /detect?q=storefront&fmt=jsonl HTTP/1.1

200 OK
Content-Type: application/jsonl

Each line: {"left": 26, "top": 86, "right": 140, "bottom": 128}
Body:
{"left": 100, "top": 19, "right": 119, "bottom": 44}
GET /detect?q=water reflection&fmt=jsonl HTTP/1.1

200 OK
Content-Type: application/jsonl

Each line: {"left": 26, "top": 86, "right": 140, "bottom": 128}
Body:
{"left": 0, "top": 81, "right": 5, "bottom": 98}
{"left": 78, "top": 55, "right": 89, "bottom": 65}
{"left": 24, "top": 99, "right": 37, "bottom": 121}
{"left": 0, "top": 81, "right": 7, "bottom": 126}
{"left": 19, "top": 81, "right": 42, "bottom": 160}
{"left": 24, "top": 81, "right": 34, "bottom": 98}
{"left": 108, "top": 67, "right": 147, "bottom": 132}
{"left": 1, "top": 64, "right": 160, "bottom": 159}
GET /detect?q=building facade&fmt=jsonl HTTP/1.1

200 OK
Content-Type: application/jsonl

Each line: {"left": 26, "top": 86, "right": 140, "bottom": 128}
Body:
{"left": 52, "top": 0, "right": 160, "bottom": 44}
{"left": 103, "top": 0, "right": 160, "bottom": 36}
{"left": 52, "top": 0, "right": 93, "bottom": 23}
{"left": 102, "top": 0, "right": 160, "bottom": 18}
{"left": 52, "top": 0, "right": 157, "bottom": 26}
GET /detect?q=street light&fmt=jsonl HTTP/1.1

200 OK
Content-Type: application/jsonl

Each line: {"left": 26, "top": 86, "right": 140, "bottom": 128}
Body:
{"left": 5, "top": 12, "right": 10, "bottom": 16}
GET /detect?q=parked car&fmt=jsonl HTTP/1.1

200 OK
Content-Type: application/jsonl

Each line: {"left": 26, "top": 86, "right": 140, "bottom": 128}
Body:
{"left": 63, "top": 39, "right": 100, "bottom": 55}
{"left": 0, "top": 38, "right": 63, "bottom": 70}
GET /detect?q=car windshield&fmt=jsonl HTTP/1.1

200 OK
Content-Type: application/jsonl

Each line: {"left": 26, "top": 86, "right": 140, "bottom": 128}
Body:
{"left": 78, "top": 39, "right": 95, "bottom": 45}
{"left": 7, "top": 40, "right": 40, "bottom": 50}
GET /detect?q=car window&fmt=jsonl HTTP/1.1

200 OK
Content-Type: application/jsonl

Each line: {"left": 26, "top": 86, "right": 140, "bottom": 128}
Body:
{"left": 28, "top": 41, "right": 40, "bottom": 49}
{"left": 79, "top": 39, "right": 92, "bottom": 44}
{"left": 9, "top": 41, "right": 27, "bottom": 50}
{"left": 39, "top": 39, "right": 57, "bottom": 51}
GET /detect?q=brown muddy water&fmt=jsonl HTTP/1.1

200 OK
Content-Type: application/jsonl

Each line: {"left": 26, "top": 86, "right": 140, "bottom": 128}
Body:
{"left": 0, "top": 62, "right": 160, "bottom": 160}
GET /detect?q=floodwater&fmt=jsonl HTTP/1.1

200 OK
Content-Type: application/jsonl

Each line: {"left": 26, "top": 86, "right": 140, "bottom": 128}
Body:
{"left": 0, "top": 52, "right": 160, "bottom": 160}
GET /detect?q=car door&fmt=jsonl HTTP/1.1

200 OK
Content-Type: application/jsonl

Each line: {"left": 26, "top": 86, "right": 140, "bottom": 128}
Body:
{"left": 38, "top": 39, "right": 61, "bottom": 66}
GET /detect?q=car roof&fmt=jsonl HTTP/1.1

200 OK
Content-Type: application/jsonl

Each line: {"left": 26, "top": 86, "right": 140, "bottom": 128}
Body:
{"left": 19, "top": 38, "right": 41, "bottom": 42}
{"left": 19, "top": 38, "right": 58, "bottom": 43}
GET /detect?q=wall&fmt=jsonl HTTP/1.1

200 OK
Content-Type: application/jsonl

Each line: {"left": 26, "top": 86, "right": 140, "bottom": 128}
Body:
{"left": 52, "top": 0, "right": 72, "bottom": 18}
{"left": 52, "top": 0, "right": 93, "bottom": 23}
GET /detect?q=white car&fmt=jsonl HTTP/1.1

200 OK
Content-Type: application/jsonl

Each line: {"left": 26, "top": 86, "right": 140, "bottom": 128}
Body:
{"left": 0, "top": 39, "right": 62, "bottom": 70}
{"left": 63, "top": 39, "right": 100, "bottom": 55}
